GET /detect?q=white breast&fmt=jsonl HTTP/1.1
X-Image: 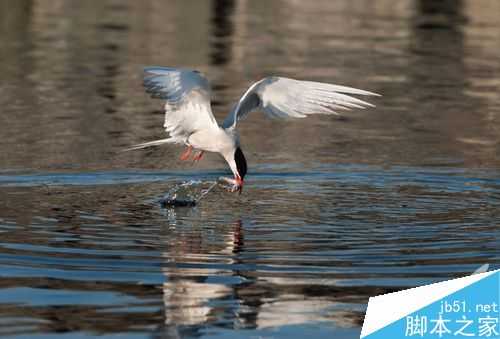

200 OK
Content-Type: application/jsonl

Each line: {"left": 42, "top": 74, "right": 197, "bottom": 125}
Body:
{"left": 187, "top": 127, "right": 235, "bottom": 154}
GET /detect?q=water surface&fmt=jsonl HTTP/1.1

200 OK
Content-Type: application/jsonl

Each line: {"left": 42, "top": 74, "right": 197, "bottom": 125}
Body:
{"left": 1, "top": 0, "right": 500, "bottom": 338}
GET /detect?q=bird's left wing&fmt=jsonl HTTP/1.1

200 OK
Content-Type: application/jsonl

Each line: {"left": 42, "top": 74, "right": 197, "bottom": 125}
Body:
{"left": 142, "top": 67, "right": 219, "bottom": 144}
{"left": 222, "top": 76, "right": 380, "bottom": 129}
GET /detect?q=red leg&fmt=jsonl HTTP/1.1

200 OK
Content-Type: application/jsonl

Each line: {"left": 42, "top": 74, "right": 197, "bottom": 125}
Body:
{"left": 179, "top": 146, "right": 193, "bottom": 161}
{"left": 193, "top": 151, "right": 205, "bottom": 162}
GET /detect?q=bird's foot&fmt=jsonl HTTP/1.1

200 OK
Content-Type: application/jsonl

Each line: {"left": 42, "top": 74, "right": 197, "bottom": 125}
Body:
{"left": 192, "top": 151, "right": 205, "bottom": 162}
{"left": 179, "top": 146, "right": 193, "bottom": 161}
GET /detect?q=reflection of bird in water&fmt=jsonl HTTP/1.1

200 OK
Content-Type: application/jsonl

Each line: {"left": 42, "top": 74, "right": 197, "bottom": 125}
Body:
{"left": 160, "top": 218, "right": 243, "bottom": 333}
{"left": 127, "top": 67, "right": 379, "bottom": 194}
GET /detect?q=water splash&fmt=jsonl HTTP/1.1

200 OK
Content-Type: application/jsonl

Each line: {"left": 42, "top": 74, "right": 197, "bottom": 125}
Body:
{"left": 160, "top": 180, "right": 218, "bottom": 207}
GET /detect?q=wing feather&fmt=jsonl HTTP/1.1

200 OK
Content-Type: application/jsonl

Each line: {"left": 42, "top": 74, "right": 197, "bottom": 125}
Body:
{"left": 223, "top": 77, "right": 379, "bottom": 129}
{"left": 143, "top": 67, "right": 219, "bottom": 144}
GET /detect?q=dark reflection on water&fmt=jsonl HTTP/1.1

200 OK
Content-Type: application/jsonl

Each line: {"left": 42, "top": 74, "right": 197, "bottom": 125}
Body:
{"left": 1, "top": 0, "right": 500, "bottom": 338}
{"left": 210, "top": 0, "right": 235, "bottom": 66}
{"left": 0, "top": 167, "right": 499, "bottom": 338}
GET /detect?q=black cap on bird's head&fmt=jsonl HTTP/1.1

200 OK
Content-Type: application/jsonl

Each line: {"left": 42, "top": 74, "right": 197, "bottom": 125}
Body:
{"left": 233, "top": 147, "right": 247, "bottom": 194}
{"left": 234, "top": 147, "right": 247, "bottom": 180}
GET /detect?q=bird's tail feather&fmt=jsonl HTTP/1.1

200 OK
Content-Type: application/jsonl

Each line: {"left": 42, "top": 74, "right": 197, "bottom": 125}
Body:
{"left": 122, "top": 138, "right": 176, "bottom": 152}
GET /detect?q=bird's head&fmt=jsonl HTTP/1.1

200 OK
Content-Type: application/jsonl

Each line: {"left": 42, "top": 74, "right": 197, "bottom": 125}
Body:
{"left": 224, "top": 146, "right": 247, "bottom": 194}
{"left": 233, "top": 147, "right": 247, "bottom": 194}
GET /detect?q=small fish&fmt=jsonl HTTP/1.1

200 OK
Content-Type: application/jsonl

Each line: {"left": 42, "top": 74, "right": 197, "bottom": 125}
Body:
{"left": 218, "top": 177, "right": 241, "bottom": 193}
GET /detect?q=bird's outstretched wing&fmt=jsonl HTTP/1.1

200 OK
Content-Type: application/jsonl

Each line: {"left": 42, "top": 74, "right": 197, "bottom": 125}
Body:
{"left": 131, "top": 67, "right": 219, "bottom": 149}
{"left": 222, "top": 76, "right": 380, "bottom": 129}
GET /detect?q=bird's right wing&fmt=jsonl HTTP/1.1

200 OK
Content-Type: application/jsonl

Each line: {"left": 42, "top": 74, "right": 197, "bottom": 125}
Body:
{"left": 129, "top": 67, "right": 219, "bottom": 150}
{"left": 222, "top": 76, "right": 379, "bottom": 129}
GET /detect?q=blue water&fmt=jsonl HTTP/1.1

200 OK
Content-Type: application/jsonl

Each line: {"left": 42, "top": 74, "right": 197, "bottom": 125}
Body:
{"left": 2, "top": 0, "right": 500, "bottom": 337}
{"left": 0, "top": 165, "right": 499, "bottom": 338}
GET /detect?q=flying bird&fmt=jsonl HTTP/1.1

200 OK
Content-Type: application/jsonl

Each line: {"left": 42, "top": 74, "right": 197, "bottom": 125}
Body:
{"left": 127, "top": 67, "right": 379, "bottom": 193}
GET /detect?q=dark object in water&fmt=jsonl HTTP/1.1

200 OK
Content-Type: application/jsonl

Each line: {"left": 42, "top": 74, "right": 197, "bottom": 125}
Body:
{"left": 160, "top": 197, "right": 197, "bottom": 208}
{"left": 160, "top": 180, "right": 218, "bottom": 208}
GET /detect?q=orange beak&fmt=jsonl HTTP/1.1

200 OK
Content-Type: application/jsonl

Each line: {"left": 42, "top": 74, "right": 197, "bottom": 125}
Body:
{"left": 235, "top": 176, "right": 244, "bottom": 195}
